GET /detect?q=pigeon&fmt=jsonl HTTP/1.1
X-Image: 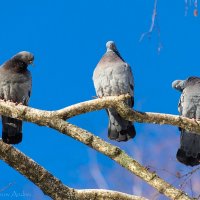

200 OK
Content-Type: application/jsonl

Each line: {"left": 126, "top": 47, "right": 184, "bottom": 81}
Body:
{"left": 93, "top": 41, "right": 136, "bottom": 142}
{"left": 172, "top": 76, "right": 200, "bottom": 166}
{"left": 0, "top": 51, "right": 34, "bottom": 144}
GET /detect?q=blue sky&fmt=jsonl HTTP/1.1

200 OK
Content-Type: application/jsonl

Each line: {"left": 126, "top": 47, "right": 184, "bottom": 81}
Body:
{"left": 0, "top": 0, "right": 200, "bottom": 199}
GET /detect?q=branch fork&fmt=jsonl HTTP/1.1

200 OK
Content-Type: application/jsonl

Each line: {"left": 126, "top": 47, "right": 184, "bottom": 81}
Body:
{"left": 0, "top": 95, "right": 196, "bottom": 200}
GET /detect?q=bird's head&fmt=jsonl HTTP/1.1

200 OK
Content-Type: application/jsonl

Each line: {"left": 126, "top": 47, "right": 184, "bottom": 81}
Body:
{"left": 105, "top": 41, "right": 125, "bottom": 62}
{"left": 172, "top": 80, "right": 185, "bottom": 92}
{"left": 12, "top": 51, "right": 34, "bottom": 66}
{"left": 106, "top": 41, "right": 118, "bottom": 52}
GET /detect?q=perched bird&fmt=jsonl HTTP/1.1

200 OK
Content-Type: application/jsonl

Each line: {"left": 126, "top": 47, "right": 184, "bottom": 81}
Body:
{"left": 0, "top": 51, "right": 34, "bottom": 144}
{"left": 172, "top": 77, "right": 200, "bottom": 166}
{"left": 93, "top": 41, "right": 136, "bottom": 142}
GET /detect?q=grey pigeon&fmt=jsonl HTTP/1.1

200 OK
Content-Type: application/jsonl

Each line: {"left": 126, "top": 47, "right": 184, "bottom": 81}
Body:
{"left": 0, "top": 51, "right": 34, "bottom": 144}
{"left": 93, "top": 41, "right": 136, "bottom": 142}
{"left": 172, "top": 77, "right": 200, "bottom": 166}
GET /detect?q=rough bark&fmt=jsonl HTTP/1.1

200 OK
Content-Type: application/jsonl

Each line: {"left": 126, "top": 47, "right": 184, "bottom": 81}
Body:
{"left": 0, "top": 96, "right": 199, "bottom": 134}
{"left": 49, "top": 120, "right": 192, "bottom": 200}
{"left": 0, "top": 140, "right": 145, "bottom": 200}
{"left": 76, "top": 189, "right": 148, "bottom": 200}
{"left": 0, "top": 95, "right": 197, "bottom": 200}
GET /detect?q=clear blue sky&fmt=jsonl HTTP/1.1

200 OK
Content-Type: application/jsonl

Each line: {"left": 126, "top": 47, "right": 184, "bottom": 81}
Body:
{"left": 0, "top": 0, "right": 200, "bottom": 199}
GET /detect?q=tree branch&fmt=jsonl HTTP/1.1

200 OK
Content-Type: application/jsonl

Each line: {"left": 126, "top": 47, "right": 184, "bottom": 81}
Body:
{"left": 139, "top": 0, "right": 163, "bottom": 53}
{"left": 114, "top": 101, "right": 200, "bottom": 134}
{"left": 0, "top": 96, "right": 196, "bottom": 199}
{"left": 55, "top": 94, "right": 130, "bottom": 119}
{"left": 76, "top": 189, "right": 148, "bottom": 200}
{"left": 55, "top": 95, "right": 200, "bottom": 134}
{"left": 0, "top": 140, "right": 74, "bottom": 200}
{"left": 0, "top": 140, "right": 146, "bottom": 200}
{"left": 48, "top": 120, "right": 192, "bottom": 200}
{"left": 1, "top": 96, "right": 200, "bottom": 135}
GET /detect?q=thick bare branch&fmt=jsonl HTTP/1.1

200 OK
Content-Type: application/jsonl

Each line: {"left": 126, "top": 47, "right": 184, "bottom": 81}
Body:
{"left": 55, "top": 95, "right": 200, "bottom": 134}
{"left": 0, "top": 97, "right": 196, "bottom": 199}
{"left": 114, "top": 101, "right": 200, "bottom": 134}
{"left": 48, "top": 120, "right": 192, "bottom": 200}
{"left": 76, "top": 189, "right": 148, "bottom": 200}
{"left": 55, "top": 94, "right": 130, "bottom": 119}
{"left": 1, "top": 97, "right": 200, "bottom": 135}
{"left": 0, "top": 140, "right": 75, "bottom": 200}
{"left": 0, "top": 140, "right": 147, "bottom": 200}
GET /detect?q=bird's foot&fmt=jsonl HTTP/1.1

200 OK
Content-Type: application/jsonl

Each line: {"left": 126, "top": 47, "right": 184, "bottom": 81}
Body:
{"left": 191, "top": 118, "right": 200, "bottom": 126}
{"left": 15, "top": 102, "right": 23, "bottom": 106}
{"left": 0, "top": 98, "right": 6, "bottom": 102}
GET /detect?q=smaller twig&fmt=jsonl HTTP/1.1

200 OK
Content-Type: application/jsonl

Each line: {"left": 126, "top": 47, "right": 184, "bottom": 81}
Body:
{"left": 178, "top": 166, "right": 200, "bottom": 193}
{"left": 140, "top": 0, "right": 158, "bottom": 42}
{"left": 179, "top": 166, "right": 200, "bottom": 179}
{"left": 140, "top": 0, "right": 163, "bottom": 53}
{"left": 147, "top": 165, "right": 178, "bottom": 177}
{"left": 189, "top": 179, "right": 194, "bottom": 198}
{"left": 177, "top": 167, "right": 200, "bottom": 197}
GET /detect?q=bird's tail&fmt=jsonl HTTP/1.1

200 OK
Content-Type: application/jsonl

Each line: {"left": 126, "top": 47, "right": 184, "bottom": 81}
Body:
{"left": 107, "top": 108, "right": 136, "bottom": 142}
{"left": 177, "top": 129, "right": 200, "bottom": 166}
{"left": 2, "top": 116, "right": 22, "bottom": 144}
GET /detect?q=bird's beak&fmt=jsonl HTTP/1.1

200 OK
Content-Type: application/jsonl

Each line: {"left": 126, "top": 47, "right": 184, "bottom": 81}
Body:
{"left": 29, "top": 60, "right": 34, "bottom": 66}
